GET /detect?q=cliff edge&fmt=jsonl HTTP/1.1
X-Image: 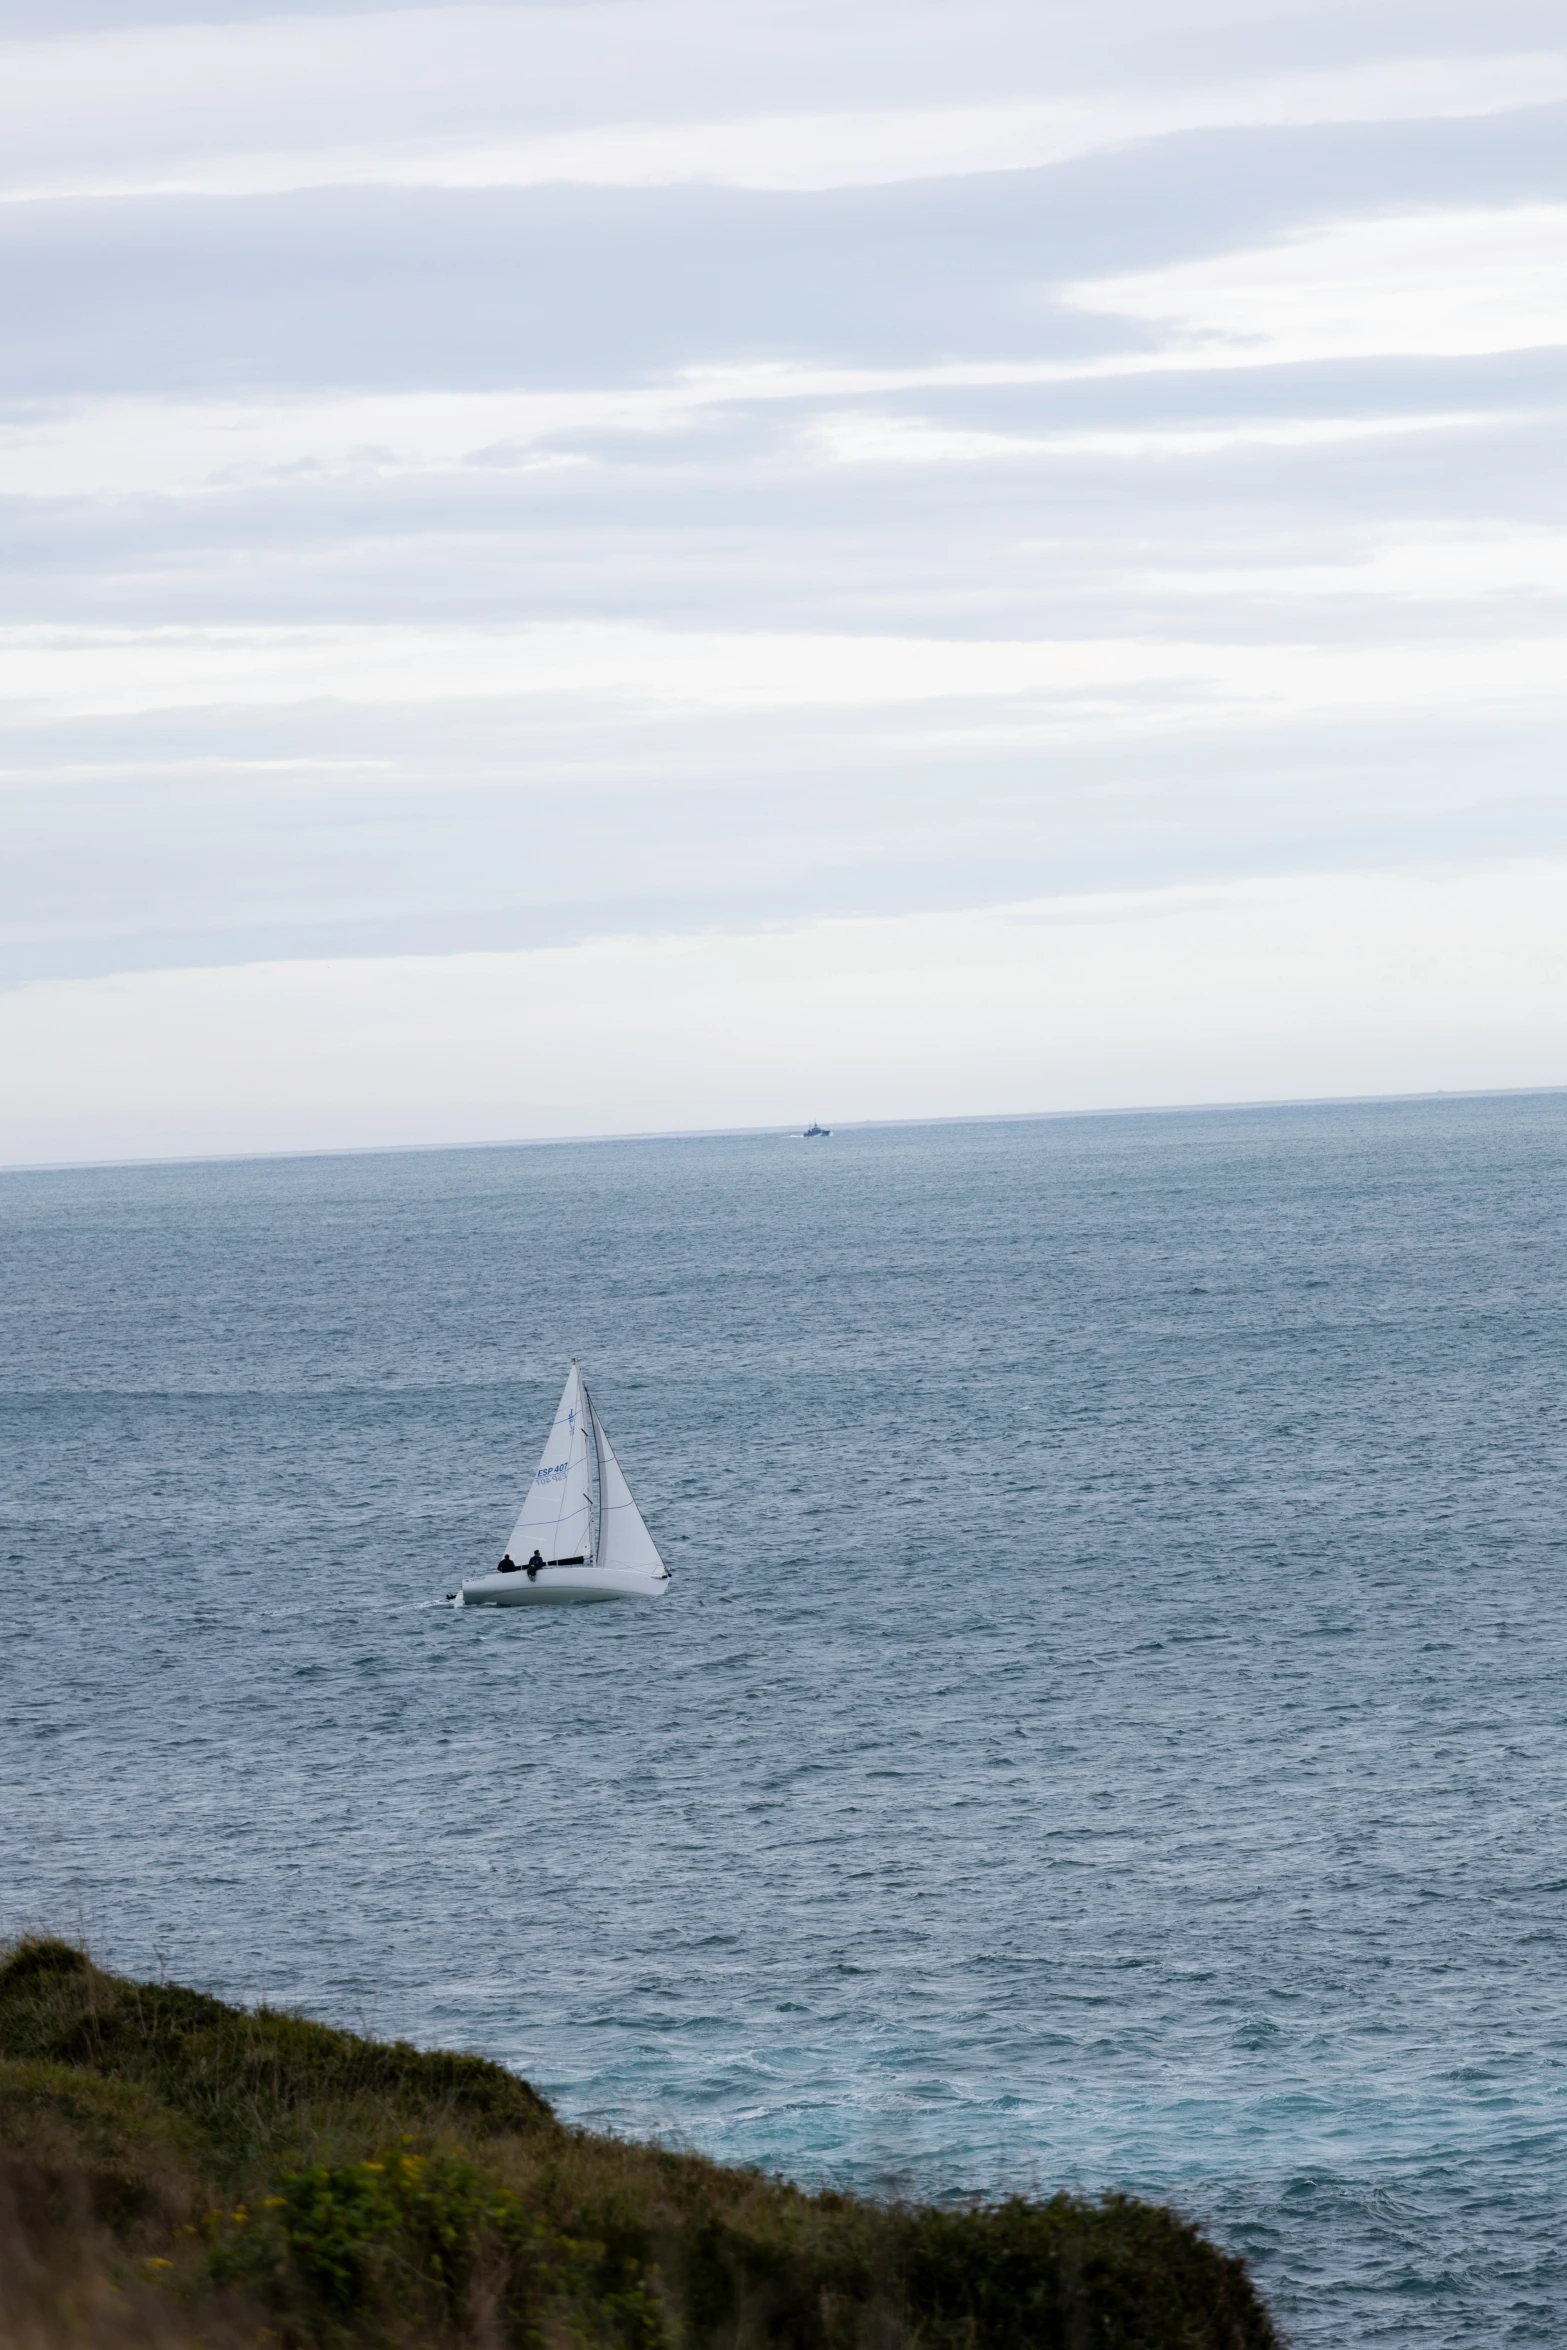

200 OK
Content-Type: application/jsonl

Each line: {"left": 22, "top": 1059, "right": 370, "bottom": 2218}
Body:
{"left": 0, "top": 1938, "right": 1281, "bottom": 2350}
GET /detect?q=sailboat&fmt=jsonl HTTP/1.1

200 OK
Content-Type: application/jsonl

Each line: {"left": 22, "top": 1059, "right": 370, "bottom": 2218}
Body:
{"left": 459, "top": 1361, "right": 671, "bottom": 1607}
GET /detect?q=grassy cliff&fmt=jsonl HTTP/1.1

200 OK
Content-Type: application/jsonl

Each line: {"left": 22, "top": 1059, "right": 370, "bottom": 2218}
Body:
{"left": 0, "top": 1939, "right": 1281, "bottom": 2350}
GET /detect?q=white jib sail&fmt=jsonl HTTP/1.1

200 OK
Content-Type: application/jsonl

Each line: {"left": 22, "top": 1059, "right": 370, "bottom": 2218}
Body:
{"left": 503, "top": 1362, "right": 597, "bottom": 1563}
{"left": 587, "top": 1394, "right": 667, "bottom": 1576}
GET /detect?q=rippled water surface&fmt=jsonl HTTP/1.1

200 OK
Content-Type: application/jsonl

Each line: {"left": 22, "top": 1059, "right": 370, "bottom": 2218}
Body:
{"left": 5, "top": 1098, "right": 1567, "bottom": 2345}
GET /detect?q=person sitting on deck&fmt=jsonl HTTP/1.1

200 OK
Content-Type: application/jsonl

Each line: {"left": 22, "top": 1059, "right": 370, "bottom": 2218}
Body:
{"left": 527, "top": 1549, "right": 546, "bottom": 1579}
{"left": 497, "top": 1553, "right": 519, "bottom": 1573}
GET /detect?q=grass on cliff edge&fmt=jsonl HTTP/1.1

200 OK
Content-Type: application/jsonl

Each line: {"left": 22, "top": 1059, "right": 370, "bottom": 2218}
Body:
{"left": 0, "top": 1939, "right": 1282, "bottom": 2350}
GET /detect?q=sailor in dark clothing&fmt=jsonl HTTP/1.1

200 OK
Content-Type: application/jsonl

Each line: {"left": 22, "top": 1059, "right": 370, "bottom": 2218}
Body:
{"left": 527, "top": 1549, "right": 545, "bottom": 1580}
{"left": 497, "top": 1553, "right": 519, "bottom": 1573}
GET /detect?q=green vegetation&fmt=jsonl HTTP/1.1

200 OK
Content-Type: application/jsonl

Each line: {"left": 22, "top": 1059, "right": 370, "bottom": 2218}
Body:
{"left": 0, "top": 1938, "right": 1281, "bottom": 2349}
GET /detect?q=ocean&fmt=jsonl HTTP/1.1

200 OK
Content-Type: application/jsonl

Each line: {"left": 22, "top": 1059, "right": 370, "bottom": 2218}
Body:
{"left": 4, "top": 1095, "right": 1566, "bottom": 2344}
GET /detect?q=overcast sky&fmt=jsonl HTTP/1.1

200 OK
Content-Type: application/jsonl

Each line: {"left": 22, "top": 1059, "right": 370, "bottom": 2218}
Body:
{"left": 2, "top": 0, "right": 1565, "bottom": 1162}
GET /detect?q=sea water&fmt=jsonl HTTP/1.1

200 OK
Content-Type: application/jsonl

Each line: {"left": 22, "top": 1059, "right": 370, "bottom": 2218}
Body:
{"left": 4, "top": 1096, "right": 1566, "bottom": 2346}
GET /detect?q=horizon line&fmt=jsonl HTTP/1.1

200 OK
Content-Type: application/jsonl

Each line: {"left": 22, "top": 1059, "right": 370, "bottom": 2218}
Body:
{"left": 4, "top": 1079, "right": 1565, "bottom": 1180}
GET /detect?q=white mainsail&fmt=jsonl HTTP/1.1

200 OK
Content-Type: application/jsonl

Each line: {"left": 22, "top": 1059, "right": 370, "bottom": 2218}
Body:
{"left": 503, "top": 1361, "right": 596, "bottom": 1563}
{"left": 587, "top": 1393, "right": 667, "bottom": 1576}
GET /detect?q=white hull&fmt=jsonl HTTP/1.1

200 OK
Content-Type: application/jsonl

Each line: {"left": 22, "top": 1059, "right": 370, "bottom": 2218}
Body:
{"left": 461, "top": 1564, "right": 669, "bottom": 1607}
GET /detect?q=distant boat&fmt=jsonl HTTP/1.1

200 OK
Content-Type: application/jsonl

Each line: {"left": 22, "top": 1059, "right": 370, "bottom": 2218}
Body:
{"left": 459, "top": 1361, "right": 670, "bottom": 1607}
{"left": 803, "top": 1121, "right": 831, "bottom": 1137}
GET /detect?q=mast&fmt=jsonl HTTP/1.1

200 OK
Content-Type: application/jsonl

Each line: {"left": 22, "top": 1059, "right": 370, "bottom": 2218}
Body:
{"left": 582, "top": 1372, "right": 607, "bottom": 1567}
